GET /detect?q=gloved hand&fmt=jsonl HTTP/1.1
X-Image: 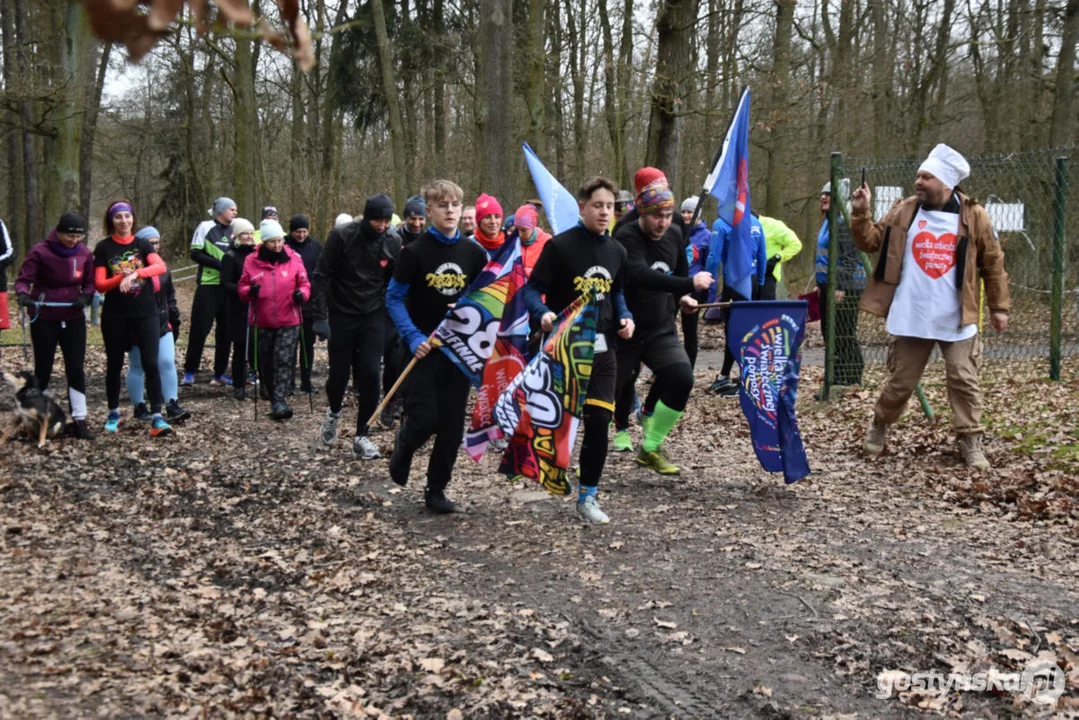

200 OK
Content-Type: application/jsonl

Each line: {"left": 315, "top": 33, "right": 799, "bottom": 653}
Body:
{"left": 248, "top": 283, "right": 261, "bottom": 298}
{"left": 292, "top": 289, "right": 305, "bottom": 304}
{"left": 72, "top": 295, "right": 91, "bottom": 309}
{"left": 312, "top": 319, "right": 331, "bottom": 342}
{"left": 17, "top": 293, "right": 33, "bottom": 307}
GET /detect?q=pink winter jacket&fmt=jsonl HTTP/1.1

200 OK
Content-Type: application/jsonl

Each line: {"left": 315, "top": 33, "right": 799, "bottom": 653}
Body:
{"left": 238, "top": 245, "right": 311, "bottom": 329}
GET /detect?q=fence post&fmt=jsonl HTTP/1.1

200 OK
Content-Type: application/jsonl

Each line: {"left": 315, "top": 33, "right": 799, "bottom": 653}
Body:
{"left": 822, "top": 152, "right": 840, "bottom": 401}
{"left": 1049, "top": 156, "right": 1068, "bottom": 381}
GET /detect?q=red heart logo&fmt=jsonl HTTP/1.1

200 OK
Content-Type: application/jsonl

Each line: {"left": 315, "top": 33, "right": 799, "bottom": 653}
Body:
{"left": 911, "top": 231, "right": 957, "bottom": 279}
{"left": 918, "top": 220, "right": 927, "bottom": 229}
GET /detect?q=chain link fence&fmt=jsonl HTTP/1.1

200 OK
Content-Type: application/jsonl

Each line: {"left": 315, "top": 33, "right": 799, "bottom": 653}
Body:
{"left": 821, "top": 147, "right": 1075, "bottom": 394}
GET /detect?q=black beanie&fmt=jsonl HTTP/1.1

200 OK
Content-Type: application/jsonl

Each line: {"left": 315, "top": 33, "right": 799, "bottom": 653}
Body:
{"left": 57, "top": 211, "right": 86, "bottom": 235}
{"left": 289, "top": 214, "right": 310, "bottom": 232}
{"left": 363, "top": 194, "right": 394, "bottom": 221}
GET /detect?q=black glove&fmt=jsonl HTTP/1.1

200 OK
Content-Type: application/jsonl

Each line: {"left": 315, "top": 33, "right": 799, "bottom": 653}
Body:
{"left": 292, "top": 289, "right": 305, "bottom": 304}
{"left": 312, "top": 319, "right": 331, "bottom": 342}
{"left": 766, "top": 255, "right": 781, "bottom": 272}
{"left": 17, "top": 293, "right": 33, "bottom": 308}
{"left": 72, "top": 295, "right": 90, "bottom": 309}
{"left": 248, "top": 283, "right": 261, "bottom": 298}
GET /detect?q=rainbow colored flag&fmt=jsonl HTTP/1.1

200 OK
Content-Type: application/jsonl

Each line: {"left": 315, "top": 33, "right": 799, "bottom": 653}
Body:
{"left": 463, "top": 256, "right": 530, "bottom": 461}
{"left": 433, "top": 238, "right": 524, "bottom": 386}
{"left": 494, "top": 291, "right": 598, "bottom": 495}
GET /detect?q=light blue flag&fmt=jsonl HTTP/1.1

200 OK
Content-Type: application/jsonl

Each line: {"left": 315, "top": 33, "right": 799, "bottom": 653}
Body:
{"left": 522, "top": 143, "right": 579, "bottom": 235}
{"left": 704, "top": 88, "right": 753, "bottom": 299}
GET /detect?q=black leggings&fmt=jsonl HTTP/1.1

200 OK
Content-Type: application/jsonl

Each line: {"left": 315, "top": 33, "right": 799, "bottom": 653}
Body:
{"left": 30, "top": 316, "right": 87, "bottom": 415}
{"left": 396, "top": 351, "right": 470, "bottom": 491}
{"left": 326, "top": 312, "right": 385, "bottom": 436}
{"left": 578, "top": 405, "right": 612, "bottom": 488}
{"left": 293, "top": 317, "right": 315, "bottom": 388}
{"left": 185, "top": 284, "right": 230, "bottom": 376}
{"left": 103, "top": 313, "right": 162, "bottom": 413}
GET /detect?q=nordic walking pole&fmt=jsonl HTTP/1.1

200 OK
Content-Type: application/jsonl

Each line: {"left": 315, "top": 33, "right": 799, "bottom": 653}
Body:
{"left": 299, "top": 316, "right": 313, "bottom": 413}
{"left": 252, "top": 298, "right": 259, "bottom": 422}
{"left": 19, "top": 306, "right": 29, "bottom": 362}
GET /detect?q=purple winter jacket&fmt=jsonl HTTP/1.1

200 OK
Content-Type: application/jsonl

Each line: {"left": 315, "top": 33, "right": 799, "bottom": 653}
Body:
{"left": 13, "top": 230, "right": 95, "bottom": 322}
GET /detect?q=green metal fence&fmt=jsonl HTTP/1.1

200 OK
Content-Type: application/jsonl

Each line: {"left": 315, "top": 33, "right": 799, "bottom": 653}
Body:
{"left": 822, "top": 147, "right": 1075, "bottom": 398}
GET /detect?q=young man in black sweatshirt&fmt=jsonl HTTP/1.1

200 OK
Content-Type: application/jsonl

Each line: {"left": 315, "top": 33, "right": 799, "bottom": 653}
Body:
{"left": 313, "top": 195, "right": 401, "bottom": 460}
{"left": 612, "top": 172, "right": 713, "bottom": 475}
{"left": 285, "top": 213, "right": 323, "bottom": 393}
{"left": 522, "top": 176, "right": 635, "bottom": 524}
{"left": 385, "top": 181, "right": 487, "bottom": 513}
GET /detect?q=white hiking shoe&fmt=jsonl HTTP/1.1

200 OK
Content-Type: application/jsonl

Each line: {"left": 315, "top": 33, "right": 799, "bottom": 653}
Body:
{"left": 576, "top": 495, "right": 609, "bottom": 524}
{"left": 353, "top": 435, "right": 381, "bottom": 460}
{"left": 319, "top": 409, "right": 341, "bottom": 447}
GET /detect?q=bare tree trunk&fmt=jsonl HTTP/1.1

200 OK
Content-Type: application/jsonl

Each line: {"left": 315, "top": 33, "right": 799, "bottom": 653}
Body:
{"left": 524, "top": 0, "right": 545, "bottom": 156}
{"left": 565, "top": 0, "right": 586, "bottom": 178}
{"left": 478, "top": 0, "right": 513, "bottom": 200}
{"left": 1049, "top": 0, "right": 1078, "bottom": 146}
{"left": 234, "top": 8, "right": 259, "bottom": 219}
{"left": 645, "top": 0, "right": 699, "bottom": 179}
{"left": 290, "top": 59, "right": 306, "bottom": 211}
{"left": 79, "top": 41, "right": 111, "bottom": 222}
{"left": 12, "top": 0, "right": 39, "bottom": 246}
{"left": 1, "top": 0, "right": 22, "bottom": 236}
{"left": 46, "top": 1, "right": 94, "bottom": 225}
{"left": 869, "top": 0, "right": 890, "bottom": 157}
{"left": 433, "top": 0, "right": 447, "bottom": 155}
{"left": 372, "top": 0, "right": 409, "bottom": 208}
{"left": 764, "top": 0, "right": 794, "bottom": 217}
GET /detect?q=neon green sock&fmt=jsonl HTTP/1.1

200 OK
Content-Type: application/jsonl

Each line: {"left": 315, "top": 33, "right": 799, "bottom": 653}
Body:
{"left": 643, "top": 400, "right": 683, "bottom": 453}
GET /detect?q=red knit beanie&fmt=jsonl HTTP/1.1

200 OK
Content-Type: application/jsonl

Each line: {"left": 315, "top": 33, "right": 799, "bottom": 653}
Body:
{"left": 633, "top": 167, "right": 667, "bottom": 195}
{"left": 475, "top": 193, "right": 504, "bottom": 221}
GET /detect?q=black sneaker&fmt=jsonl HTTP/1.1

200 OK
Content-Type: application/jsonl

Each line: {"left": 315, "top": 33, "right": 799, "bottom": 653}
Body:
{"left": 133, "top": 402, "right": 152, "bottom": 422}
{"left": 166, "top": 399, "right": 191, "bottom": 423}
{"left": 424, "top": 487, "right": 456, "bottom": 514}
{"left": 389, "top": 434, "right": 413, "bottom": 487}
{"left": 300, "top": 380, "right": 314, "bottom": 394}
{"left": 234, "top": 387, "right": 247, "bottom": 401}
{"left": 270, "top": 401, "right": 293, "bottom": 421}
{"left": 709, "top": 376, "right": 735, "bottom": 394}
{"left": 71, "top": 419, "right": 95, "bottom": 440}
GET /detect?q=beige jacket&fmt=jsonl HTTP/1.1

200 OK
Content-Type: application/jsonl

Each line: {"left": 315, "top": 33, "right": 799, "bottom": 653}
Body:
{"left": 849, "top": 193, "right": 1010, "bottom": 327}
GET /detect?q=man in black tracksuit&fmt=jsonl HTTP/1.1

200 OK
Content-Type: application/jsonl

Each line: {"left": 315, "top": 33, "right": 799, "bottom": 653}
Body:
{"left": 385, "top": 181, "right": 486, "bottom": 514}
{"left": 285, "top": 213, "right": 323, "bottom": 393}
{"left": 522, "top": 176, "right": 635, "bottom": 524}
{"left": 183, "top": 197, "right": 238, "bottom": 384}
{"left": 613, "top": 175, "right": 713, "bottom": 476}
{"left": 313, "top": 195, "right": 401, "bottom": 460}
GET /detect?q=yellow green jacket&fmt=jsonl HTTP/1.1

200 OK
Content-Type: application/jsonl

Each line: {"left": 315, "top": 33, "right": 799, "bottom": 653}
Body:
{"left": 758, "top": 215, "right": 803, "bottom": 282}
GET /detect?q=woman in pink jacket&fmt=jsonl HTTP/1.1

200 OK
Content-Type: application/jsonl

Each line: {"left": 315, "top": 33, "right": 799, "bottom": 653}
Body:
{"left": 238, "top": 220, "right": 311, "bottom": 420}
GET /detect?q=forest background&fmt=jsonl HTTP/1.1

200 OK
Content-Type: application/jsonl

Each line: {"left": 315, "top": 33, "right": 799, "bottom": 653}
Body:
{"left": 0, "top": 0, "right": 1076, "bottom": 284}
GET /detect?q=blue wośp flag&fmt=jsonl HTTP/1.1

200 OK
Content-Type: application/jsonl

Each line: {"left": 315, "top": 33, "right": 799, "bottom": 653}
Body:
{"left": 522, "top": 143, "right": 580, "bottom": 236}
{"left": 704, "top": 88, "right": 753, "bottom": 300}
{"left": 727, "top": 299, "right": 810, "bottom": 484}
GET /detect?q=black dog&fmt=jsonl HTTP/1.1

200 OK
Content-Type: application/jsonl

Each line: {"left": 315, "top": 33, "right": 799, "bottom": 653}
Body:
{"left": 2, "top": 370, "right": 67, "bottom": 448}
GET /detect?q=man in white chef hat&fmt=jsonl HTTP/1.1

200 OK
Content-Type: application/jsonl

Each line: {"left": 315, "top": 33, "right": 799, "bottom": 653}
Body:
{"left": 848, "top": 143, "right": 1010, "bottom": 470}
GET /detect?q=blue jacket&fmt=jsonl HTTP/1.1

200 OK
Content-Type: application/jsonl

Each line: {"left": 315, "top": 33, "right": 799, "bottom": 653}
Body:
{"left": 814, "top": 217, "right": 867, "bottom": 292}
{"left": 709, "top": 215, "right": 767, "bottom": 290}
{"left": 686, "top": 221, "right": 711, "bottom": 277}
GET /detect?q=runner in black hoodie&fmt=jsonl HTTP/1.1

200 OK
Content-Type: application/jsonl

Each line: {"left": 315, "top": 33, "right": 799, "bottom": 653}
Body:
{"left": 313, "top": 194, "right": 402, "bottom": 460}
{"left": 385, "top": 180, "right": 486, "bottom": 514}
{"left": 612, "top": 172, "right": 713, "bottom": 476}
{"left": 221, "top": 218, "right": 258, "bottom": 400}
{"left": 285, "top": 214, "right": 323, "bottom": 393}
{"left": 521, "top": 176, "right": 635, "bottom": 524}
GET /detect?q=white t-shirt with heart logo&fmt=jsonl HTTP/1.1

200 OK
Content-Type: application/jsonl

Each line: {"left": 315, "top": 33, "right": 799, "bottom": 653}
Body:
{"left": 886, "top": 206, "right": 978, "bottom": 342}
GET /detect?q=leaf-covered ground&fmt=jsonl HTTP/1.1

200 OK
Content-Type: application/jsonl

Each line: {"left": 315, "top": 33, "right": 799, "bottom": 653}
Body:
{"left": 1, "top": 330, "right": 1077, "bottom": 717}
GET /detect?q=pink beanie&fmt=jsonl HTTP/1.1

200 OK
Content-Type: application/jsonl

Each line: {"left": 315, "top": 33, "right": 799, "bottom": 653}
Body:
{"left": 475, "top": 193, "right": 504, "bottom": 221}
{"left": 514, "top": 204, "right": 538, "bottom": 230}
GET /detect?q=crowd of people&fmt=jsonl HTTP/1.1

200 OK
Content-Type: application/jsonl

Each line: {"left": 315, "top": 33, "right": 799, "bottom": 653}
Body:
{"left": 2, "top": 143, "right": 1009, "bottom": 519}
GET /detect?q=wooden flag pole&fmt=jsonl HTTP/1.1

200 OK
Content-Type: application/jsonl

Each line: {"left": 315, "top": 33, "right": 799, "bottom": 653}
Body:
{"left": 366, "top": 354, "right": 420, "bottom": 429}
{"left": 694, "top": 301, "right": 733, "bottom": 310}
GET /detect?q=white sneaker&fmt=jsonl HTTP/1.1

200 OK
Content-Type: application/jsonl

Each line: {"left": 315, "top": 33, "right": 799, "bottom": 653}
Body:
{"left": 319, "top": 409, "right": 340, "bottom": 447}
{"left": 576, "top": 495, "right": 609, "bottom": 524}
{"left": 353, "top": 435, "right": 381, "bottom": 460}
{"left": 489, "top": 437, "right": 509, "bottom": 452}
